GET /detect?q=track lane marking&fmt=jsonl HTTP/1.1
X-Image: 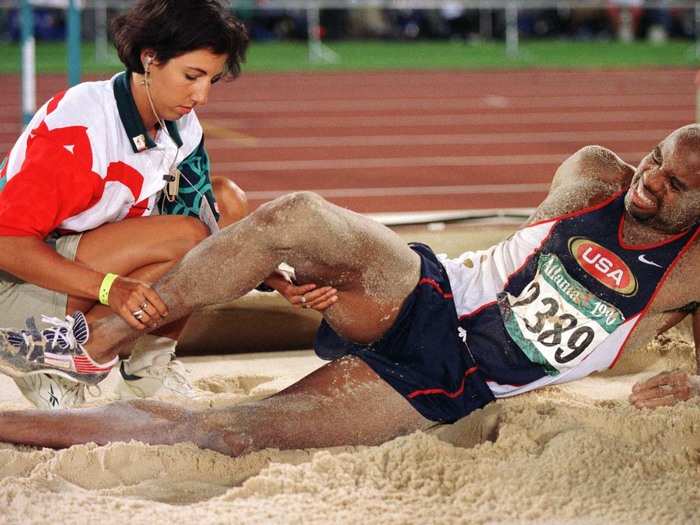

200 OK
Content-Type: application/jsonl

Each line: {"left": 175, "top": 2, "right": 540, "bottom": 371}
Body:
{"left": 203, "top": 129, "right": 673, "bottom": 149}
{"left": 244, "top": 183, "right": 550, "bottom": 200}
{"left": 214, "top": 151, "right": 648, "bottom": 172}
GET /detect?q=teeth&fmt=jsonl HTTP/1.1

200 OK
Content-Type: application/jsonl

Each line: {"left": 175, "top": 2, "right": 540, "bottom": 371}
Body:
{"left": 635, "top": 183, "right": 655, "bottom": 207}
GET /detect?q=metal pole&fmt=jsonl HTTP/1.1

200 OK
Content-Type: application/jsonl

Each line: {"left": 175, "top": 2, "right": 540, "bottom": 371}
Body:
{"left": 67, "top": 0, "right": 81, "bottom": 86}
{"left": 307, "top": 2, "right": 321, "bottom": 62}
{"left": 306, "top": 2, "right": 338, "bottom": 64}
{"left": 695, "top": 2, "right": 700, "bottom": 59}
{"left": 95, "top": 0, "right": 109, "bottom": 63}
{"left": 505, "top": 2, "right": 519, "bottom": 58}
{"left": 618, "top": 6, "right": 633, "bottom": 43}
{"left": 20, "top": 0, "right": 35, "bottom": 126}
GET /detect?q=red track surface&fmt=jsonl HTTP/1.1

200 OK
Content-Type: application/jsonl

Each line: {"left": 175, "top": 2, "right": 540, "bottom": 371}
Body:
{"left": 0, "top": 69, "right": 695, "bottom": 213}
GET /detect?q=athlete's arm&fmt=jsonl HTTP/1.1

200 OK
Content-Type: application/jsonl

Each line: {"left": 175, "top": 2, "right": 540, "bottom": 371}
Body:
{"left": 527, "top": 145, "right": 635, "bottom": 225}
{"left": 628, "top": 306, "right": 700, "bottom": 408}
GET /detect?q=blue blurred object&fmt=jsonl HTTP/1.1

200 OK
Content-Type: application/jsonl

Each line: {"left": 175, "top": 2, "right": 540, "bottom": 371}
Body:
{"left": 8, "top": 8, "right": 66, "bottom": 41}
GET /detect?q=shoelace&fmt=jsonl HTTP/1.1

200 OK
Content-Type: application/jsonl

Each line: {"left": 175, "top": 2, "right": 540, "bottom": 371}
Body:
{"left": 7, "top": 315, "right": 76, "bottom": 352}
{"left": 39, "top": 314, "right": 78, "bottom": 351}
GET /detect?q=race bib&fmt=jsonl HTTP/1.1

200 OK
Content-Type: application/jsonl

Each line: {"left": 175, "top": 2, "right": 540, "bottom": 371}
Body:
{"left": 498, "top": 253, "right": 625, "bottom": 375}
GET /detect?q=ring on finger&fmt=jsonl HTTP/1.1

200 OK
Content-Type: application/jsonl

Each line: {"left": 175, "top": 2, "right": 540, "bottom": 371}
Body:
{"left": 141, "top": 302, "right": 149, "bottom": 310}
{"left": 132, "top": 308, "right": 145, "bottom": 320}
{"left": 300, "top": 296, "right": 306, "bottom": 304}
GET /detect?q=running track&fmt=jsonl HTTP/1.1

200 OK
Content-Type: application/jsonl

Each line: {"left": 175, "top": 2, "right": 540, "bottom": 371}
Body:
{"left": 0, "top": 69, "right": 695, "bottom": 214}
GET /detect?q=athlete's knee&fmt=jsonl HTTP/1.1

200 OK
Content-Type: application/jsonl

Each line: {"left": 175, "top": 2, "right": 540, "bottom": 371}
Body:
{"left": 213, "top": 176, "right": 248, "bottom": 228}
{"left": 253, "top": 191, "right": 329, "bottom": 230}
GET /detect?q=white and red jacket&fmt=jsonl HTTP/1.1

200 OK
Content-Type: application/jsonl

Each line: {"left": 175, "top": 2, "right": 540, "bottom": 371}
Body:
{"left": 0, "top": 72, "right": 213, "bottom": 238}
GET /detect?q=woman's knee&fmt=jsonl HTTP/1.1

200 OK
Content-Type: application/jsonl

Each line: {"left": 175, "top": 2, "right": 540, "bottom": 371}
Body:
{"left": 212, "top": 176, "right": 248, "bottom": 228}
{"left": 159, "top": 215, "right": 209, "bottom": 259}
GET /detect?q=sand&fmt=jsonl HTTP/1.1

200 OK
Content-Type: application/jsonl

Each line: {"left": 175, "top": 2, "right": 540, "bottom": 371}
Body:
{"left": 1, "top": 223, "right": 699, "bottom": 524}
{"left": 0, "top": 328, "right": 698, "bottom": 524}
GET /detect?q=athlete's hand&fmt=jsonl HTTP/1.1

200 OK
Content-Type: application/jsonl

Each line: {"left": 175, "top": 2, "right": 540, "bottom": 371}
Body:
{"left": 107, "top": 276, "right": 169, "bottom": 330}
{"left": 264, "top": 272, "right": 338, "bottom": 312}
{"left": 629, "top": 370, "right": 700, "bottom": 409}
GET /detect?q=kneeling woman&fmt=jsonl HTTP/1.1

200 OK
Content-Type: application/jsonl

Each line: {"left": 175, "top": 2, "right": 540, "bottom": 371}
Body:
{"left": 0, "top": 0, "right": 326, "bottom": 408}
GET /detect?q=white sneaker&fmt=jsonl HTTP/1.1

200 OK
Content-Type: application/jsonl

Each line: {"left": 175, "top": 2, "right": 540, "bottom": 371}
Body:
{"left": 13, "top": 373, "right": 86, "bottom": 409}
{"left": 116, "top": 336, "right": 195, "bottom": 399}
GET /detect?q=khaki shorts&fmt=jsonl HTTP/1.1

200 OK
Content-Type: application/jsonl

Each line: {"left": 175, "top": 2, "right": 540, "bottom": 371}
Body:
{"left": 0, "top": 233, "right": 82, "bottom": 329}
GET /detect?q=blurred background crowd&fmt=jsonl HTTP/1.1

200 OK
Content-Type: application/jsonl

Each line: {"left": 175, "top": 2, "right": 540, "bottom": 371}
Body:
{"left": 0, "top": 1, "right": 696, "bottom": 44}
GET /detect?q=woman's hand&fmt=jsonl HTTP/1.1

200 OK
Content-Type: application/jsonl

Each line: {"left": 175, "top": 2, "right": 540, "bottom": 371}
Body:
{"left": 263, "top": 272, "right": 337, "bottom": 312}
{"left": 107, "top": 276, "right": 169, "bottom": 330}
{"left": 629, "top": 370, "right": 700, "bottom": 409}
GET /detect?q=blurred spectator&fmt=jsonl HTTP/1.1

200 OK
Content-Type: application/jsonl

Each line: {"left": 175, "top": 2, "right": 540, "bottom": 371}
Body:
{"left": 607, "top": 0, "right": 643, "bottom": 42}
{"left": 347, "top": 8, "right": 391, "bottom": 38}
{"left": 8, "top": 8, "right": 66, "bottom": 41}
{"left": 440, "top": 3, "right": 481, "bottom": 40}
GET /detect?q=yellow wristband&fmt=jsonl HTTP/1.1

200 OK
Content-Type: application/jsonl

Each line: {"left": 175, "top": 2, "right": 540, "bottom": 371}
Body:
{"left": 99, "top": 273, "right": 119, "bottom": 306}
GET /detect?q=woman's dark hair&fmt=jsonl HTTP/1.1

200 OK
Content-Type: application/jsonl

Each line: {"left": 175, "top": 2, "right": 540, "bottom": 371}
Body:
{"left": 111, "top": 0, "right": 249, "bottom": 78}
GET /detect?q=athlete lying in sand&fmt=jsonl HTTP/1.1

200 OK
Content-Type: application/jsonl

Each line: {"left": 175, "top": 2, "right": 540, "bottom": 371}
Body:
{"left": 0, "top": 124, "right": 699, "bottom": 455}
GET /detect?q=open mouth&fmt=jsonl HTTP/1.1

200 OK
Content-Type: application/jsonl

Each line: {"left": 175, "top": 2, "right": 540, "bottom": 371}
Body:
{"left": 629, "top": 179, "right": 658, "bottom": 215}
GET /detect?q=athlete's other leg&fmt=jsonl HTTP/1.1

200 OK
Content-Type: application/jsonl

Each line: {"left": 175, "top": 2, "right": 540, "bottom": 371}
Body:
{"left": 86, "top": 192, "right": 422, "bottom": 361}
{"left": 0, "top": 192, "right": 427, "bottom": 451}
{"left": 0, "top": 356, "right": 431, "bottom": 454}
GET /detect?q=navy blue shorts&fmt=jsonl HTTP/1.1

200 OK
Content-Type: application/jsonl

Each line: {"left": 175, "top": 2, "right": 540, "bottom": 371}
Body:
{"left": 313, "top": 243, "right": 495, "bottom": 423}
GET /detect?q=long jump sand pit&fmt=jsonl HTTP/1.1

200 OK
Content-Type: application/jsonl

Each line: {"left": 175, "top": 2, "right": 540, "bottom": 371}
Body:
{"left": 1, "top": 222, "right": 699, "bottom": 524}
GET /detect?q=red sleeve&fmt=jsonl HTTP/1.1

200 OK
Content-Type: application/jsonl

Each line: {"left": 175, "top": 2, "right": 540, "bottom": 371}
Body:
{"left": 0, "top": 125, "right": 105, "bottom": 237}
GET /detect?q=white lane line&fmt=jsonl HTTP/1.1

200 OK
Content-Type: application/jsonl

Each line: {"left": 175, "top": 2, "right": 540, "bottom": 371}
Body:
{"left": 367, "top": 208, "right": 535, "bottom": 225}
{"left": 200, "top": 109, "right": 691, "bottom": 130}
{"left": 245, "top": 183, "right": 551, "bottom": 201}
{"left": 202, "top": 94, "right": 692, "bottom": 113}
{"left": 215, "top": 151, "right": 647, "bottom": 172}
{"left": 204, "top": 129, "right": 671, "bottom": 149}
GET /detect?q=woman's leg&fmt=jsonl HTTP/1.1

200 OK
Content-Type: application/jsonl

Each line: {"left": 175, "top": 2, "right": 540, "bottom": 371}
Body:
{"left": 212, "top": 176, "right": 248, "bottom": 228}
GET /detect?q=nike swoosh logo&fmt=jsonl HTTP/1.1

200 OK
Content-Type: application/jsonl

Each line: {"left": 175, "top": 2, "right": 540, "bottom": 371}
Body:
{"left": 638, "top": 254, "right": 663, "bottom": 268}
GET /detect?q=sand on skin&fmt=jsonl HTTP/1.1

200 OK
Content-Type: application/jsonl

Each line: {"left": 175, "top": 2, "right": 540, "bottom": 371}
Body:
{"left": 0, "top": 222, "right": 699, "bottom": 524}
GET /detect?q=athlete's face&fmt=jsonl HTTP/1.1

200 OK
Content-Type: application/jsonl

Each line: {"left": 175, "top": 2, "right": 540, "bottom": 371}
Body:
{"left": 624, "top": 125, "right": 700, "bottom": 233}
{"left": 146, "top": 48, "right": 227, "bottom": 121}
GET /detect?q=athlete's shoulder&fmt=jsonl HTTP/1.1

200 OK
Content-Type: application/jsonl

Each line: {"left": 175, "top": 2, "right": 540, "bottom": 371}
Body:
{"left": 527, "top": 145, "right": 635, "bottom": 224}
{"left": 564, "top": 145, "right": 634, "bottom": 185}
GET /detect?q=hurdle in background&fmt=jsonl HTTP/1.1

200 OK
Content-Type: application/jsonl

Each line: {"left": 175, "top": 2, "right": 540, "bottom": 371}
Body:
{"left": 19, "top": 0, "right": 81, "bottom": 127}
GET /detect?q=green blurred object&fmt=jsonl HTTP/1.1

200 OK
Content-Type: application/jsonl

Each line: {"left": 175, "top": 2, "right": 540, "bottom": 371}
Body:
{"left": 1, "top": 40, "right": 699, "bottom": 75}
